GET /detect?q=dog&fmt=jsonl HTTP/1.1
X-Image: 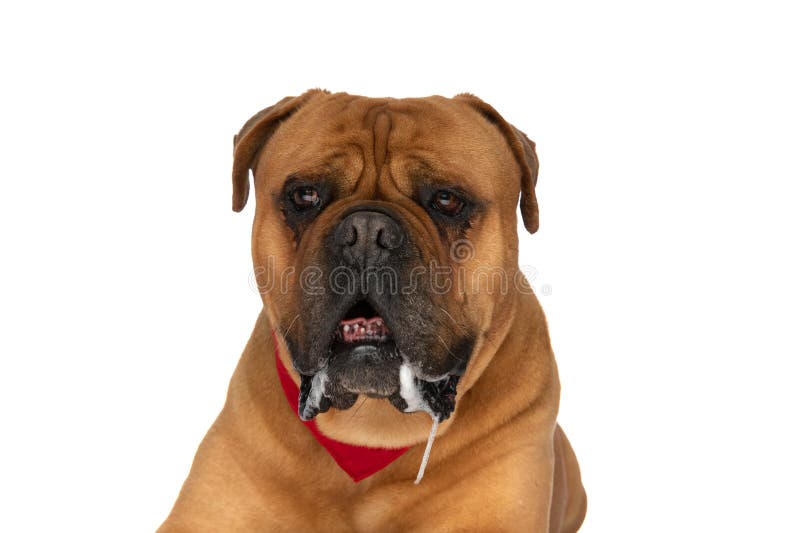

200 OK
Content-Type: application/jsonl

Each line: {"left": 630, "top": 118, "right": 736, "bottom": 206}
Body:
{"left": 158, "top": 90, "right": 586, "bottom": 532}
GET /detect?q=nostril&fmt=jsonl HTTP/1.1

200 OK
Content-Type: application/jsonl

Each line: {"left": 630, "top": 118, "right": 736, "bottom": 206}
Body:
{"left": 377, "top": 226, "right": 404, "bottom": 250}
{"left": 343, "top": 225, "right": 358, "bottom": 246}
{"left": 334, "top": 220, "right": 359, "bottom": 247}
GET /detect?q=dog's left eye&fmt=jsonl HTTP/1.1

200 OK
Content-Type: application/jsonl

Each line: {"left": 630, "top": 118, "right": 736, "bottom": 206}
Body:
{"left": 431, "top": 190, "right": 465, "bottom": 216}
{"left": 291, "top": 186, "right": 321, "bottom": 210}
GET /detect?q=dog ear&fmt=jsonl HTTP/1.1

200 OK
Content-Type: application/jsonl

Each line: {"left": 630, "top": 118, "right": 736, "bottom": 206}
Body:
{"left": 231, "top": 89, "right": 329, "bottom": 212}
{"left": 454, "top": 94, "right": 540, "bottom": 233}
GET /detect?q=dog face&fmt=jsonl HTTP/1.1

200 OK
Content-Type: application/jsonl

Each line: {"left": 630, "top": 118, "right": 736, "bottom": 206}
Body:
{"left": 233, "top": 90, "right": 539, "bottom": 422}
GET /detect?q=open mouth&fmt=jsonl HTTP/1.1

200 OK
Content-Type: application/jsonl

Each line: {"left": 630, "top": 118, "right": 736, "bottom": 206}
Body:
{"left": 327, "top": 299, "right": 400, "bottom": 398}
{"left": 298, "top": 298, "right": 463, "bottom": 423}
{"left": 335, "top": 300, "right": 391, "bottom": 345}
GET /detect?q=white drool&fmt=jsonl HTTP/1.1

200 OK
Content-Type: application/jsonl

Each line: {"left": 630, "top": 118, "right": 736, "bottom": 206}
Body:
{"left": 399, "top": 363, "right": 439, "bottom": 484}
{"left": 303, "top": 370, "right": 328, "bottom": 418}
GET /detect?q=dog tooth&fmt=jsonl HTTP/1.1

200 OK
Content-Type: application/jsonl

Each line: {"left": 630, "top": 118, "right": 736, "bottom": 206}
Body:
{"left": 343, "top": 324, "right": 350, "bottom": 333}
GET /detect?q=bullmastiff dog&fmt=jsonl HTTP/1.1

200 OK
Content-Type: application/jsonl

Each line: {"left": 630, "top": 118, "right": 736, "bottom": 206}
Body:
{"left": 159, "top": 90, "right": 586, "bottom": 532}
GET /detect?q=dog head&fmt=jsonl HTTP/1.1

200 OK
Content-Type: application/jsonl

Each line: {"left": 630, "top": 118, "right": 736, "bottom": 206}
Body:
{"left": 233, "top": 90, "right": 539, "bottom": 428}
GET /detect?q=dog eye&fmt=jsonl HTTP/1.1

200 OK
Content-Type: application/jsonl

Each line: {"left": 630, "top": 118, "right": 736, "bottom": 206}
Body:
{"left": 431, "top": 190, "right": 465, "bottom": 216}
{"left": 291, "top": 186, "right": 321, "bottom": 210}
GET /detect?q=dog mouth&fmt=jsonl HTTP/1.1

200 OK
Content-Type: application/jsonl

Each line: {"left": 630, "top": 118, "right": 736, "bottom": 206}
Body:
{"left": 335, "top": 300, "right": 391, "bottom": 345}
{"left": 296, "top": 298, "right": 462, "bottom": 423}
{"left": 324, "top": 299, "right": 402, "bottom": 400}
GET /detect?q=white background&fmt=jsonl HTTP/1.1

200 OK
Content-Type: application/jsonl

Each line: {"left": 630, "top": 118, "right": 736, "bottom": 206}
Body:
{"left": 1, "top": 1, "right": 798, "bottom": 531}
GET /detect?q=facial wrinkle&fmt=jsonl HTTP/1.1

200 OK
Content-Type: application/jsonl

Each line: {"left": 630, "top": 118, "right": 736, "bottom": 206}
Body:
{"left": 373, "top": 109, "right": 392, "bottom": 177}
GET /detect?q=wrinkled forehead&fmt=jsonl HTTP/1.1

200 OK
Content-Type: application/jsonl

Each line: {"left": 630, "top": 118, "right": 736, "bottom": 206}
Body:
{"left": 255, "top": 94, "right": 518, "bottom": 199}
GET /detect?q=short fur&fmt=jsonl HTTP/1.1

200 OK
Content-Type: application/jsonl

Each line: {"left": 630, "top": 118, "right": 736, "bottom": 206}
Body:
{"left": 159, "top": 91, "right": 586, "bottom": 532}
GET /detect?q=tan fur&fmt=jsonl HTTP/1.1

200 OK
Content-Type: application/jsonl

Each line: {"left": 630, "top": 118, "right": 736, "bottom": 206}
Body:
{"left": 159, "top": 91, "right": 586, "bottom": 532}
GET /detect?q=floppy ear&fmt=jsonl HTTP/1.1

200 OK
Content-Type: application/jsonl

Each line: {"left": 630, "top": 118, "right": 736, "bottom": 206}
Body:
{"left": 454, "top": 94, "right": 540, "bottom": 233}
{"left": 231, "top": 89, "right": 329, "bottom": 212}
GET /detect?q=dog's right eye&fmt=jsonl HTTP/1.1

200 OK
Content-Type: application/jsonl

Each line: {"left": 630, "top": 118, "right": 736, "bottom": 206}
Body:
{"left": 290, "top": 186, "right": 321, "bottom": 210}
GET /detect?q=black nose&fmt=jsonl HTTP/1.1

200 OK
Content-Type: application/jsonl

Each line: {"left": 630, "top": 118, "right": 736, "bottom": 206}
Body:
{"left": 334, "top": 210, "right": 405, "bottom": 266}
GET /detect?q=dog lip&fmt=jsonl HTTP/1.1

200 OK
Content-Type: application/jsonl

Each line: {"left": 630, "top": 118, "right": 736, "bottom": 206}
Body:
{"left": 340, "top": 316, "right": 385, "bottom": 327}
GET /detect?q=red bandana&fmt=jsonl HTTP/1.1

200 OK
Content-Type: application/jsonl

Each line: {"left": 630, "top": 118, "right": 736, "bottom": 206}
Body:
{"left": 272, "top": 332, "right": 409, "bottom": 482}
